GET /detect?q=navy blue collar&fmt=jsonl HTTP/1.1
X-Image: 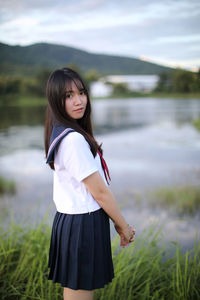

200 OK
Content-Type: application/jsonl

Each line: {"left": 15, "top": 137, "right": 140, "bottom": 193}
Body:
{"left": 46, "top": 125, "right": 74, "bottom": 164}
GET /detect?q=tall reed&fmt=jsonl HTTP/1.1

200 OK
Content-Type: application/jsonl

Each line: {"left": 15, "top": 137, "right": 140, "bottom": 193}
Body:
{"left": 0, "top": 220, "right": 199, "bottom": 300}
{"left": 149, "top": 186, "right": 200, "bottom": 216}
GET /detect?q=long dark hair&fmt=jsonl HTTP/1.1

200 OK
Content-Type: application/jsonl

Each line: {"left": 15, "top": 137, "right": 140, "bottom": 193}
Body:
{"left": 44, "top": 67, "right": 102, "bottom": 169}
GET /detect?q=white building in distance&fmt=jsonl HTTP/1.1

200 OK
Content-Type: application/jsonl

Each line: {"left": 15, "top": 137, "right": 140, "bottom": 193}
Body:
{"left": 90, "top": 74, "right": 159, "bottom": 97}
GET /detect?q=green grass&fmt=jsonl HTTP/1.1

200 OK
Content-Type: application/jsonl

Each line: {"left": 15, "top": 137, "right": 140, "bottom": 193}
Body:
{"left": 147, "top": 92, "right": 200, "bottom": 99}
{"left": 0, "top": 220, "right": 200, "bottom": 300}
{"left": 1, "top": 91, "right": 200, "bottom": 108}
{"left": 0, "top": 176, "right": 16, "bottom": 195}
{"left": 0, "top": 95, "right": 46, "bottom": 107}
{"left": 192, "top": 118, "right": 200, "bottom": 132}
{"left": 148, "top": 186, "right": 200, "bottom": 216}
{"left": 92, "top": 92, "right": 200, "bottom": 100}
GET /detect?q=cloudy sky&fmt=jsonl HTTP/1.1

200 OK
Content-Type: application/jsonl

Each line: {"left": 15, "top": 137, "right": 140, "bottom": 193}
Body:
{"left": 0, "top": 0, "right": 200, "bottom": 70}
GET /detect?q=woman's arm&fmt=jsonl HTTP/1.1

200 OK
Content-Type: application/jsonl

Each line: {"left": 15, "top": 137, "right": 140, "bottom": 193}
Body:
{"left": 83, "top": 171, "right": 135, "bottom": 245}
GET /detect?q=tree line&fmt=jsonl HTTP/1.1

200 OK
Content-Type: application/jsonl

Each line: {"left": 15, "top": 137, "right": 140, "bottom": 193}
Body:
{"left": 155, "top": 68, "right": 200, "bottom": 93}
{"left": 0, "top": 66, "right": 99, "bottom": 98}
{"left": 0, "top": 67, "right": 200, "bottom": 100}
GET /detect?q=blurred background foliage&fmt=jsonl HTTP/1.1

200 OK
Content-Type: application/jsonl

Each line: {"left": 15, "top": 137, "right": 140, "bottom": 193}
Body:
{"left": 0, "top": 66, "right": 101, "bottom": 103}
{"left": 155, "top": 68, "right": 200, "bottom": 94}
{"left": 0, "top": 67, "right": 200, "bottom": 104}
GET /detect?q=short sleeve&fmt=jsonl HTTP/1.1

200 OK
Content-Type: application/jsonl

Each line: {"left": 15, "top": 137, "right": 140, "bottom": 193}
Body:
{"left": 59, "top": 132, "right": 98, "bottom": 182}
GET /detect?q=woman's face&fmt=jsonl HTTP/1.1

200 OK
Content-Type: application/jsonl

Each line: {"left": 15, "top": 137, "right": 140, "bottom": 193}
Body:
{"left": 65, "top": 81, "right": 87, "bottom": 120}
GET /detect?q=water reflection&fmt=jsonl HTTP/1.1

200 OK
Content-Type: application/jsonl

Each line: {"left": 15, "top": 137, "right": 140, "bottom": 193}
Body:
{"left": 1, "top": 98, "right": 200, "bottom": 132}
{"left": 0, "top": 98, "right": 200, "bottom": 251}
{"left": 92, "top": 98, "right": 200, "bottom": 133}
{"left": 0, "top": 105, "right": 46, "bottom": 129}
{"left": 0, "top": 126, "right": 44, "bottom": 156}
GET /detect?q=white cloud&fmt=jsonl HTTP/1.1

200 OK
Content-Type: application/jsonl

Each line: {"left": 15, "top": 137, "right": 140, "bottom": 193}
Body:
{"left": 156, "top": 34, "right": 200, "bottom": 44}
{"left": 0, "top": 0, "right": 200, "bottom": 70}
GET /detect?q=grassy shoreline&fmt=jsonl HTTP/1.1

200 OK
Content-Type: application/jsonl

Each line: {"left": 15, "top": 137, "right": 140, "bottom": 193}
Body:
{"left": 1, "top": 92, "right": 200, "bottom": 108}
{"left": 0, "top": 95, "right": 46, "bottom": 107}
{"left": 192, "top": 118, "right": 200, "bottom": 132}
{"left": 0, "top": 176, "right": 16, "bottom": 195}
{"left": 92, "top": 92, "right": 200, "bottom": 100}
{"left": 0, "top": 220, "right": 200, "bottom": 300}
{"left": 148, "top": 186, "right": 200, "bottom": 216}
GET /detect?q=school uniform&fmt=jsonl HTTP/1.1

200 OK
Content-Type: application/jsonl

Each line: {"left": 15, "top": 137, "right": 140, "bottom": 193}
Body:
{"left": 47, "top": 125, "right": 114, "bottom": 290}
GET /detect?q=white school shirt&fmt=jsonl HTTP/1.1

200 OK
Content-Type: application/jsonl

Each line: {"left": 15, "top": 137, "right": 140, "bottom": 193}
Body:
{"left": 53, "top": 131, "right": 107, "bottom": 214}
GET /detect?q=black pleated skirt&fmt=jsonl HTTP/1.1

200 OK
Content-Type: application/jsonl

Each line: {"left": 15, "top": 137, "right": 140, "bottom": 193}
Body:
{"left": 48, "top": 208, "right": 114, "bottom": 290}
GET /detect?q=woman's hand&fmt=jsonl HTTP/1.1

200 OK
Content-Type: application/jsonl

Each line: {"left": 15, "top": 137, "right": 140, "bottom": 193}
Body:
{"left": 114, "top": 224, "right": 136, "bottom": 248}
{"left": 83, "top": 172, "right": 136, "bottom": 247}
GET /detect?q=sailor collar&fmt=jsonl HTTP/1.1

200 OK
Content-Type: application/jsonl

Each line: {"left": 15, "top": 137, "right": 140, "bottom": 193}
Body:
{"left": 46, "top": 125, "right": 111, "bottom": 185}
{"left": 46, "top": 125, "right": 75, "bottom": 164}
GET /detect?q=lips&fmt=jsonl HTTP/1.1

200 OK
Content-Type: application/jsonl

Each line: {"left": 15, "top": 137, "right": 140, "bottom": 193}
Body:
{"left": 74, "top": 107, "right": 84, "bottom": 112}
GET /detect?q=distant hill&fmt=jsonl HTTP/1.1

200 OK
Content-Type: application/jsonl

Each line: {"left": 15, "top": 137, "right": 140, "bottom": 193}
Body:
{"left": 0, "top": 42, "right": 172, "bottom": 77}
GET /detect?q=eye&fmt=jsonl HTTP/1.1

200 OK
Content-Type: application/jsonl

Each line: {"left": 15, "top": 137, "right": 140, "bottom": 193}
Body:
{"left": 80, "top": 90, "right": 86, "bottom": 96}
{"left": 66, "top": 93, "right": 73, "bottom": 99}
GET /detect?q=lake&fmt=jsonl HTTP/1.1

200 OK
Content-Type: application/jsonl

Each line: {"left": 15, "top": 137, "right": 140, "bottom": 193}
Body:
{"left": 0, "top": 97, "right": 200, "bottom": 251}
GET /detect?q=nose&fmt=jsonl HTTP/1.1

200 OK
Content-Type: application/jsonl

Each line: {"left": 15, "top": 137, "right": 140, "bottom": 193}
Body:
{"left": 74, "top": 94, "right": 82, "bottom": 105}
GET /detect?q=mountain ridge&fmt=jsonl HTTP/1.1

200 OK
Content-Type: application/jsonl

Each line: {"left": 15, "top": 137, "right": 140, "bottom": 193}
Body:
{"left": 0, "top": 42, "right": 172, "bottom": 77}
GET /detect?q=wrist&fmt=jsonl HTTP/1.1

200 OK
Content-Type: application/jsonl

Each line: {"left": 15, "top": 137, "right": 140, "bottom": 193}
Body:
{"left": 114, "top": 221, "right": 129, "bottom": 231}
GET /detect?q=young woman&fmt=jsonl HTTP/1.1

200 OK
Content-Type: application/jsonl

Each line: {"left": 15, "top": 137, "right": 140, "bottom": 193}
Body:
{"left": 44, "top": 67, "right": 135, "bottom": 300}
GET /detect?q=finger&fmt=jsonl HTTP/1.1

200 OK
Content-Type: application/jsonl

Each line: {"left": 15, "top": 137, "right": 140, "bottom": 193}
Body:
{"left": 120, "top": 240, "right": 126, "bottom": 248}
{"left": 120, "top": 235, "right": 128, "bottom": 247}
{"left": 120, "top": 235, "right": 124, "bottom": 246}
{"left": 131, "top": 227, "right": 136, "bottom": 234}
{"left": 129, "top": 237, "right": 135, "bottom": 242}
{"left": 120, "top": 233, "right": 129, "bottom": 244}
{"left": 121, "top": 235, "right": 126, "bottom": 244}
{"left": 120, "top": 237, "right": 126, "bottom": 246}
{"left": 129, "top": 236, "right": 135, "bottom": 242}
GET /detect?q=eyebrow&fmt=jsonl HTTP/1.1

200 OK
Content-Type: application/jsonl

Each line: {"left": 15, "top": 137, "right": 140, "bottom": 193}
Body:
{"left": 65, "top": 88, "right": 85, "bottom": 93}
